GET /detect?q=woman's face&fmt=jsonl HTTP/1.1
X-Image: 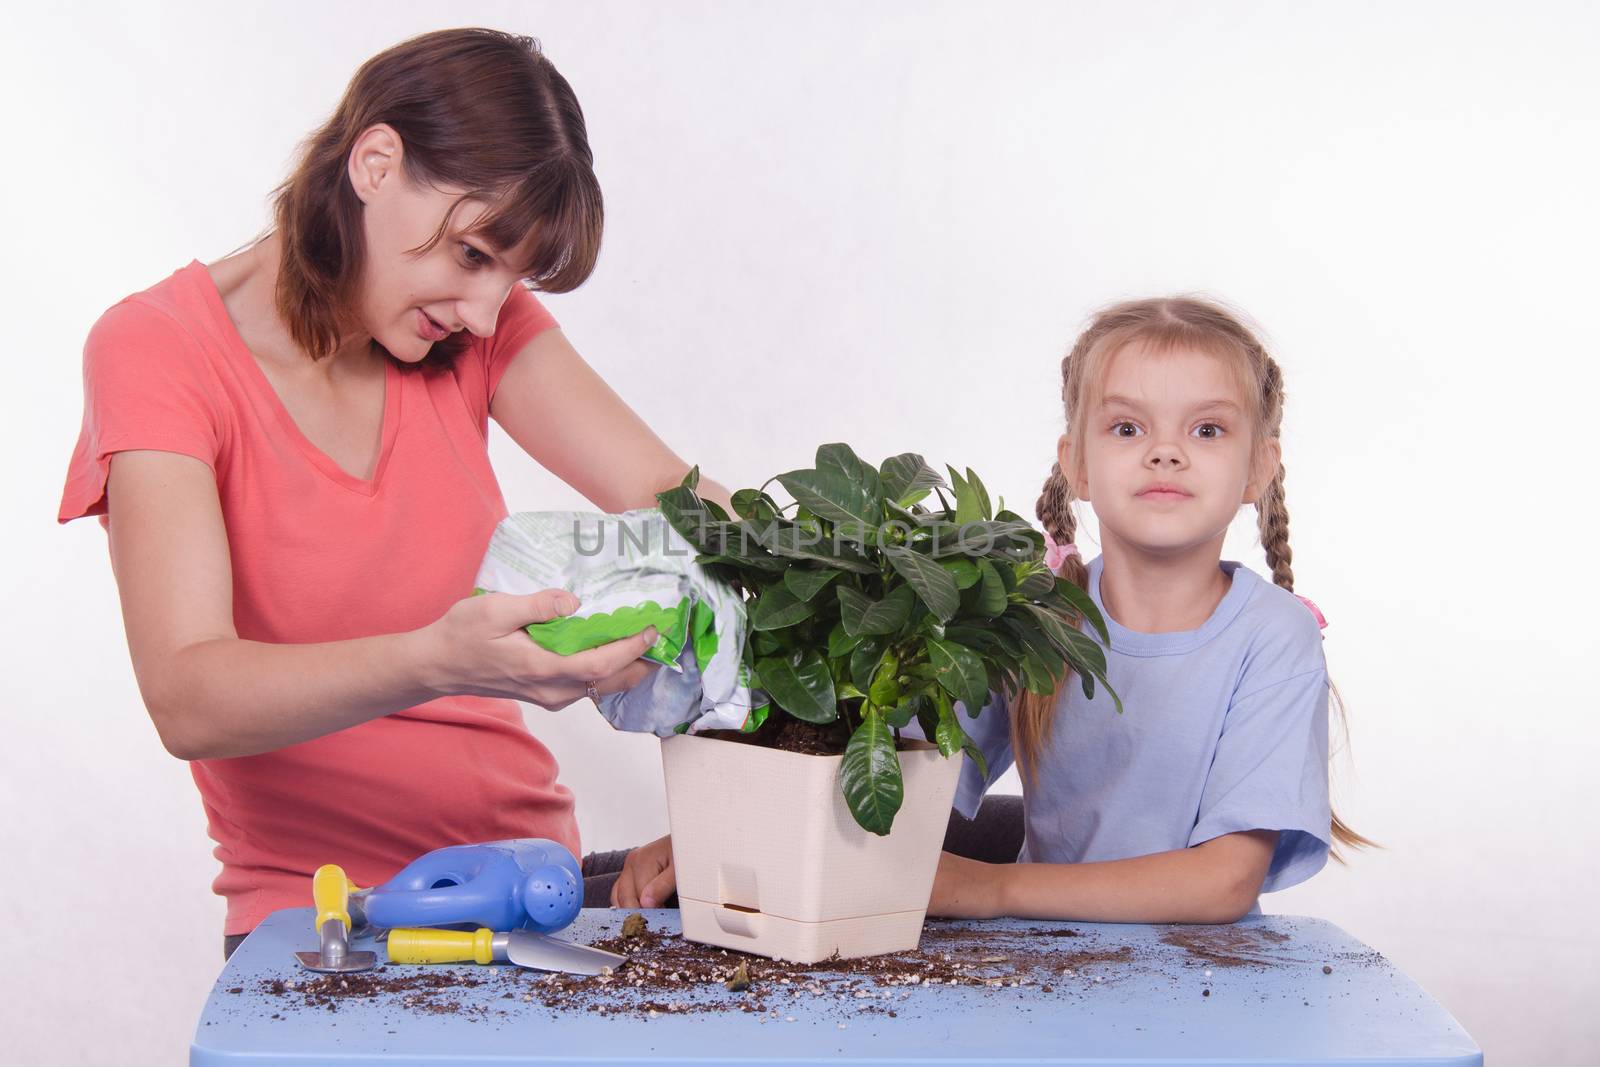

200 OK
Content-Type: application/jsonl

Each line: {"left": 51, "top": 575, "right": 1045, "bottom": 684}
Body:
{"left": 349, "top": 126, "right": 533, "bottom": 363}
{"left": 1062, "top": 343, "right": 1277, "bottom": 557}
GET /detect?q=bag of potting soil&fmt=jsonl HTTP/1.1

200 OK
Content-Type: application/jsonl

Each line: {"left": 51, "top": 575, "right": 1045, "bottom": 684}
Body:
{"left": 474, "top": 508, "right": 763, "bottom": 736}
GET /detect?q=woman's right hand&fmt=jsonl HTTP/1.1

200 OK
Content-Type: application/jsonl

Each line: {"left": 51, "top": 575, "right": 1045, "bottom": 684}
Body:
{"left": 418, "top": 588, "right": 661, "bottom": 709}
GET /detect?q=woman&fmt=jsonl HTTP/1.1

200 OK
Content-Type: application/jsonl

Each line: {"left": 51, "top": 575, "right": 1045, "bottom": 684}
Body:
{"left": 57, "top": 27, "right": 731, "bottom": 957}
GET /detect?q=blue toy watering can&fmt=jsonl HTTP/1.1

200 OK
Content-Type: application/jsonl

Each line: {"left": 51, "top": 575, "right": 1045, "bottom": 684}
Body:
{"left": 358, "top": 838, "right": 584, "bottom": 934}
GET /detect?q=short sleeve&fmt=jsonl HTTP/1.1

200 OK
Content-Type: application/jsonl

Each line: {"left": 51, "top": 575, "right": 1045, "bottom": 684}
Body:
{"left": 483, "top": 285, "right": 559, "bottom": 405}
{"left": 58, "top": 299, "right": 225, "bottom": 526}
{"left": 900, "top": 690, "right": 1017, "bottom": 820}
{"left": 1188, "top": 664, "right": 1333, "bottom": 893}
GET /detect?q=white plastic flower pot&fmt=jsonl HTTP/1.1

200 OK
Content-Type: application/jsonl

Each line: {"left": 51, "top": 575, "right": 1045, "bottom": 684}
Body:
{"left": 660, "top": 731, "right": 962, "bottom": 963}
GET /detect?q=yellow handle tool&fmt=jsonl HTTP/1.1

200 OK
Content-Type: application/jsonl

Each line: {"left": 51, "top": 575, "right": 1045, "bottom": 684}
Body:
{"left": 387, "top": 927, "right": 499, "bottom": 965}
{"left": 294, "top": 864, "right": 378, "bottom": 973}
{"left": 312, "top": 863, "right": 361, "bottom": 933}
{"left": 387, "top": 927, "right": 626, "bottom": 974}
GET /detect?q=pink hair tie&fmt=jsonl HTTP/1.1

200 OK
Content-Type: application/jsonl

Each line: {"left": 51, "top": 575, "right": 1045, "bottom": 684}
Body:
{"left": 1294, "top": 594, "right": 1328, "bottom": 635}
{"left": 1043, "top": 531, "right": 1079, "bottom": 574}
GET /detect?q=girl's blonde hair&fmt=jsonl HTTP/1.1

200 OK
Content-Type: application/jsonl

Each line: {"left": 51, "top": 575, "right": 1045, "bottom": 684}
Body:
{"left": 1015, "top": 295, "right": 1375, "bottom": 859}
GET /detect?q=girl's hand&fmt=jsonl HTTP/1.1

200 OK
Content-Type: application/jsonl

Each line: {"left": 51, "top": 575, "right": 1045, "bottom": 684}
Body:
{"left": 612, "top": 834, "right": 676, "bottom": 908}
{"left": 416, "top": 589, "right": 660, "bottom": 709}
{"left": 926, "top": 851, "right": 1009, "bottom": 920}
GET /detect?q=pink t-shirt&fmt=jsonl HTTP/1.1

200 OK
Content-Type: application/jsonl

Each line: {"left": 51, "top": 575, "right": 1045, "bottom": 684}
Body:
{"left": 58, "top": 260, "right": 582, "bottom": 935}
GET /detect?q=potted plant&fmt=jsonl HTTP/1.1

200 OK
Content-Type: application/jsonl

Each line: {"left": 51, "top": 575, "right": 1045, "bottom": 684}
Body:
{"left": 652, "top": 444, "right": 1118, "bottom": 962}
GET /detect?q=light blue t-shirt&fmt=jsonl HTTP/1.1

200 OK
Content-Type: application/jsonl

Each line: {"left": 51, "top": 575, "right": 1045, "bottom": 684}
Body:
{"left": 921, "top": 554, "right": 1332, "bottom": 899}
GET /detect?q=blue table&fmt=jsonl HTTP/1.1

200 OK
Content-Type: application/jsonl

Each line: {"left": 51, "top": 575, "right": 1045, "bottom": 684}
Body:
{"left": 192, "top": 909, "right": 1481, "bottom": 1065}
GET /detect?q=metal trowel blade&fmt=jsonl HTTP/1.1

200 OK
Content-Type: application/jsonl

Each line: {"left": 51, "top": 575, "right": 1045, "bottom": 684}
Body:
{"left": 294, "top": 949, "right": 379, "bottom": 973}
{"left": 504, "top": 930, "right": 627, "bottom": 976}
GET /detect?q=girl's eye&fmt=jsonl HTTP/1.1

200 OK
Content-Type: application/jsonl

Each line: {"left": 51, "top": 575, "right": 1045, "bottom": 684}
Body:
{"left": 1192, "top": 422, "right": 1224, "bottom": 440}
{"left": 1111, "top": 421, "right": 1143, "bottom": 438}
{"left": 460, "top": 243, "right": 489, "bottom": 268}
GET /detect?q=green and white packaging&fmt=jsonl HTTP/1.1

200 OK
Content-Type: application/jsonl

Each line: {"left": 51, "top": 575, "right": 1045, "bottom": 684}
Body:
{"left": 473, "top": 508, "right": 762, "bottom": 736}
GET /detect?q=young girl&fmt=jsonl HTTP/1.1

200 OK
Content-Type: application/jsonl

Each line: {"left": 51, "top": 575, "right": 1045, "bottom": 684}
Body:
{"left": 925, "top": 295, "right": 1370, "bottom": 924}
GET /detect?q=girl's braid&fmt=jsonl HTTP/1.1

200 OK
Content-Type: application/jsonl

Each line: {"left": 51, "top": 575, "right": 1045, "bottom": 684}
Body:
{"left": 1253, "top": 354, "right": 1294, "bottom": 593}
{"left": 1037, "top": 355, "right": 1090, "bottom": 589}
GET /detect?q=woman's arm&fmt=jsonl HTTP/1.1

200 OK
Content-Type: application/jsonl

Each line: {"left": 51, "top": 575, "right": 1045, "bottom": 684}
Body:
{"left": 106, "top": 450, "right": 659, "bottom": 761}
{"left": 929, "top": 829, "right": 1279, "bottom": 923}
{"left": 489, "top": 328, "right": 735, "bottom": 515}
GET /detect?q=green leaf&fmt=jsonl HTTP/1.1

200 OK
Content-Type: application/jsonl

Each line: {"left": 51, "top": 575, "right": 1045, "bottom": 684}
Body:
{"left": 940, "top": 467, "right": 979, "bottom": 531}
{"left": 655, "top": 485, "right": 717, "bottom": 554}
{"left": 1060, "top": 630, "right": 1123, "bottom": 715}
{"left": 946, "top": 466, "right": 984, "bottom": 526}
{"left": 1016, "top": 567, "right": 1055, "bottom": 599}
{"left": 879, "top": 453, "right": 945, "bottom": 507}
{"left": 849, "top": 638, "right": 886, "bottom": 691}
{"left": 868, "top": 648, "right": 902, "bottom": 708}
{"left": 943, "top": 625, "right": 1003, "bottom": 656}
{"left": 841, "top": 707, "right": 903, "bottom": 835}
{"left": 756, "top": 648, "right": 838, "bottom": 723}
{"left": 752, "top": 519, "right": 876, "bottom": 574}
{"left": 885, "top": 694, "right": 923, "bottom": 729}
{"left": 974, "top": 560, "right": 1008, "bottom": 616}
{"left": 932, "top": 689, "right": 967, "bottom": 758}
{"left": 996, "top": 560, "right": 1019, "bottom": 594}
{"left": 926, "top": 519, "right": 1039, "bottom": 561}
{"left": 751, "top": 584, "right": 817, "bottom": 631}
{"left": 1020, "top": 651, "right": 1059, "bottom": 694}
{"left": 1048, "top": 577, "right": 1110, "bottom": 644}
{"left": 1001, "top": 616, "right": 1069, "bottom": 680}
{"left": 731, "top": 488, "right": 780, "bottom": 523}
{"left": 826, "top": 619, "right": 866, "bottom": 658}
{"left": 869, "top": 670, "right": 902, "bottom": 709}
{"left": 883, "top": 545, "right": 962, "bottom": 623}
{"left": 925, "top": 637, "right": 990, "bottom": 713}
{"left": 940, "top": 558, "right": 981, "bottom": 590}
{"left": 837, "top": 584, "right": 915, "bottom": 637}
{"left": 962, "top": 738, "right": 990, "bottom": 779}
{"left": 694, "top": 551, "right": 788, "bottom": 574}
{"left": 1019, "top": 605, "right": 1121, "bottom": 713}
{"left": 965, "top": 468, "right": 993, "bottom": 521}
{"left": 774, "top": 466, "right": 880, "bottom": 531}
{"left": 816, "top": 443, "right": 885, "bottom": 508}
{"left": 783, "top": 567, "right": 842, "bottom": 602}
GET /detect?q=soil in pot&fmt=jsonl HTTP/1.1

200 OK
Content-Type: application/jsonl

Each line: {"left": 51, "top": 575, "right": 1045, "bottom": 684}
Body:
{"left": 697, "top": 715, "right": 920, "bottom": 756}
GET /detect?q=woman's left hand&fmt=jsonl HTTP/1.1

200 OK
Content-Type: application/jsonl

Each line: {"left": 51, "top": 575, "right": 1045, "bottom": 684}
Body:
{"left": 926, "top": 851, "right": 1009, "bottom": 919}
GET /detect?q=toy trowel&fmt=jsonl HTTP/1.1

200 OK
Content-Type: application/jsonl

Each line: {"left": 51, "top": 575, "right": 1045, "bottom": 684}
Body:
{"left": 294, "top": 864, "right": 378, "bottom": 974}
{"left": 386, "top": 927, "right": 626, "bottom": 975}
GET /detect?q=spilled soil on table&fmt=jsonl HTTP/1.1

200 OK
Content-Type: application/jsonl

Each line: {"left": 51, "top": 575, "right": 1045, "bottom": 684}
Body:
{"left": 243, "top": 914, "right": 1364, "bottom": 1023}
{"left": 1159, "top": 925, "right": 1294, "bottom": 968}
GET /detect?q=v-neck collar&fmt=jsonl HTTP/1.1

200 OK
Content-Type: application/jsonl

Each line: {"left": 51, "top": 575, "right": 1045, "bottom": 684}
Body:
{"left": 190, "top": 259, "right": 401, "bottom": 497}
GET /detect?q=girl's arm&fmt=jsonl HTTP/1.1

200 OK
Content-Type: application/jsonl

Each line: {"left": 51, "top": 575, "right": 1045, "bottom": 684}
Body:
{"left": 489, "top": 328, "right": 735, "bottom": 515}
{"left": 930, "top": 829, "right": 1279, "bottom": 923}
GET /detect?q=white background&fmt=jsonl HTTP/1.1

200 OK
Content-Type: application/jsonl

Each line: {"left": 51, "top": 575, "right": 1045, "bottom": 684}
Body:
{"left": 4, "top": 2, "right": 1595, "bottom": 1063}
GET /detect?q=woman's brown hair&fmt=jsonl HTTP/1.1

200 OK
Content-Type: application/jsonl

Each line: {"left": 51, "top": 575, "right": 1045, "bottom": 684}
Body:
{"left": 1015, "top": 296, "right": 1375, "bottom": 859}
{"left": 265, "top": 27, "right": 603, "bottom": 369}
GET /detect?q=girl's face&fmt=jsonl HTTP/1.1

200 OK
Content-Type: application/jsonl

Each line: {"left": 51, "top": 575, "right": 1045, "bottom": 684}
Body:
{"left": 1062, "top": 343, "right": 1278, "bottom": 557}
{"left": 349, "top": 127, "right": 534, "bottom": 363}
